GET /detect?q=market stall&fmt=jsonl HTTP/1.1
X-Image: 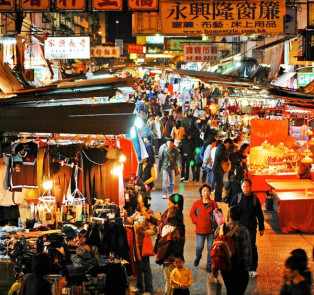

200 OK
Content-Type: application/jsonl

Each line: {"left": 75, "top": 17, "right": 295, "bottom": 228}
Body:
{"left": 266, "top": 179, "right": 314, "bottom": 233}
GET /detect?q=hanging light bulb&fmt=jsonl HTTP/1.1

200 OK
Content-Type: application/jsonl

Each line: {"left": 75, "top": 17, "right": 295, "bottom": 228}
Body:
{"left": 111, "top": 162, "right": 123, "bottom": 175}
{"left": 301, "top": 148, "right": 313, "bottom": 157}
{"left": 42, "top": 176, "right": 53, "bottom": 190}
{"left": 301, "top": 155, "right": 313, "bottom": 164}
{"left": 308, "top": 138, "right": 314, "bottom": 146}
{"left": 304, "top": 129, "right": 313, "bottom": 136}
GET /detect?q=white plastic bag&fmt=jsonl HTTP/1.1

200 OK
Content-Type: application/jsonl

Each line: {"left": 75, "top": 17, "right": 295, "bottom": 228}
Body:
{"left": 207, "top": 275, "right": 222, "bottom": 295}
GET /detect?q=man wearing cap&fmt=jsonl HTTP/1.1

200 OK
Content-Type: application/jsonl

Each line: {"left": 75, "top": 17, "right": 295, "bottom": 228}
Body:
{"left": 158, "top": 139, "right": 181, "bottom": 199}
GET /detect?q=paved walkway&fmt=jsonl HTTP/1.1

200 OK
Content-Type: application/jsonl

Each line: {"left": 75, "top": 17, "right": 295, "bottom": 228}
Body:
{"left": 131, "top": 173, "right": 314, "bottom": 295}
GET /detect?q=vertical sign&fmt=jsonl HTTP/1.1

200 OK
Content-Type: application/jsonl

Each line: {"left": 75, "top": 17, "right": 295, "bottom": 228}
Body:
{"left": 21, "top": 0, "right": 50, "bottom": 11}
{"left": 56, "top": 0, "right": 86, "bottom": 10}
{"left": 128, "top": 0, "right": 158, "bottom": 11}
{"left": 0, "top": 0, "right": 15, "bottom": 11}
{"left": 92, "top": 0, "right": 123, "bottom": 10}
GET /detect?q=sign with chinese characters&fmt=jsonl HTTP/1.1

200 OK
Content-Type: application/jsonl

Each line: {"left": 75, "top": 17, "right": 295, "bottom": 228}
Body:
{"left": 170, "top": 39, "right": 211, "bottom": 50}
{"left": 161, "top": 0, "right": 284, "bottom": 36}
{"left": 21, "top": 0, "right": 50, "bottom": 11}
{"left": 128, "top": 0, "right": 158, "bottom": 11}
{"left": 0, "top": 0, "right": 15, "bottom": 11}
{"left": 183, "top": 44, "right": 219, "bottom": 62}
{"left": 297, "top": 73, "right": 314, "bottom": 87}
{"left": 90, "top": 46, "right": 120, "bottom": 58}
{"left": 146, "top": 36, "right": 164, "bottom": 44}
{"left": 128, "top": 44, "right": 144, "bottom": 54}
{"left": 92, "top": 0, "right": 122, "bottom": 10}
{"left": 44, "top": 37, "right": 90, "bottom": 59}
{"left": 56, "top": 0, "right": 86, "bottom": 10}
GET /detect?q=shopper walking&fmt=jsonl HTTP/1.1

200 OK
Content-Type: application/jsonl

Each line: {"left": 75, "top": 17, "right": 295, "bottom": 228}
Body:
{"left": 212, "top": 138, "right": 233, "bottom": 202}
{"left": 150, "top": 113, "right": 163, "bottom": 156}
{"left": 158, "top": 139, "right": 181, "bottom": 199}
{"left": 229, "top": 178, "right": 265, "bottom": 277}
{"left": 214, "top": 206, "right": 251, "bottom": 295}
{"left": 190, "top": 183, "right": 219, "bottom": 272}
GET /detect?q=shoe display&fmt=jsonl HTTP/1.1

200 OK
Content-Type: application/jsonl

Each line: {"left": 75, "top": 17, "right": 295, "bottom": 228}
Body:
{"left": 132, "top": 288, "right": 143, "bottom": 293}
{"left": 162, "top": 194, "right": 168, "bottom": 199}
{"left": 249, "top": 271, "right": 258, "bottom": 278}
{"left": 194, "top": 259, "right": 200, "bottom": 267}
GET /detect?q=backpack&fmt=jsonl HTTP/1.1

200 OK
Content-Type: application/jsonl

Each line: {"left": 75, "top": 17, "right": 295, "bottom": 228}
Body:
{"left": 210, "top": 223, "right": 239, "bottom": 271}
{"left": 237, "top": 193, "right": 257, "bottom": 208}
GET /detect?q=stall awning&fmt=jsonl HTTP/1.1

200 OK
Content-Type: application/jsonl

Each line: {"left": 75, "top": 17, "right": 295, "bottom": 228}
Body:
{"left": 0, "top": 103, "right": 136, "bottom": 135}
{"left": 254, "top": 36, "right": 296, "bottom": 51}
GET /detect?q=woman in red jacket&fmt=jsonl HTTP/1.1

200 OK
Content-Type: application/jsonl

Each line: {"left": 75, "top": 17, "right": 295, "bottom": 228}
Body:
{"left": 190, "top": 183, "right": 219, "bottom": 272}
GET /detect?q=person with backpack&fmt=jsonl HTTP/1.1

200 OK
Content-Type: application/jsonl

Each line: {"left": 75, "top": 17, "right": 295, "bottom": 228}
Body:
{"left": 212, "top": 206, "right": 251, "bottom": 295}
{"left": 229, "top": 178, "right": 265, "bottom": 278}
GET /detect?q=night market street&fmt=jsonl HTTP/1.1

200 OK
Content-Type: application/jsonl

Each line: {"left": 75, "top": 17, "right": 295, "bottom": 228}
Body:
{"left": 130, "top": 174, "right": 314, "bottom": 295}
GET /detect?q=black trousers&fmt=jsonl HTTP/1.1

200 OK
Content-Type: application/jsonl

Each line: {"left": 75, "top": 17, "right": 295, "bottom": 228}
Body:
{"left": 173, "top": 288, "right": 190, "bottom": 295}
{"left": 221, "top": 268, "right": 249, "bottom": 295}
{"left": 249, "top": 230, "right": 258, "bottom": 271}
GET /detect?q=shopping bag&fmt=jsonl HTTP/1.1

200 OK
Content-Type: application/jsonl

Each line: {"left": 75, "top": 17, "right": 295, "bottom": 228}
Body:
{"left": 207, "top": 275, "right": 222, "bottom": 295}
{"left": 142, "top": 232, "right": 155, "bottom": 257}
{"left": 214, "top": 211, "right": 225, "bottom": 226}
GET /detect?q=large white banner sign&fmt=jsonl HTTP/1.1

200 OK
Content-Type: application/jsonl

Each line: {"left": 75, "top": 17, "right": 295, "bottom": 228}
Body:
{"left": 45, "top": 37, "right": 90, "bottom": 59}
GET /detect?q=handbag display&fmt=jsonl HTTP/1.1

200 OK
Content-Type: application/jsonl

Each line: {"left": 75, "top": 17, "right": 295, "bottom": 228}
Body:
{"left": 142, "top": 232, "right": 155, "bottom": 257}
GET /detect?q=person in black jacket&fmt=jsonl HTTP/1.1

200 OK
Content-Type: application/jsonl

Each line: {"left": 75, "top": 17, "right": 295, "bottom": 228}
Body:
{"left": 212, "top": 138, "right": 233, "bottom": 202}
{"left": 229, "top": 178, "right": 265, "bottom": 278}
{"left": 180, "top": 134, "right": 193, "bottom": 182}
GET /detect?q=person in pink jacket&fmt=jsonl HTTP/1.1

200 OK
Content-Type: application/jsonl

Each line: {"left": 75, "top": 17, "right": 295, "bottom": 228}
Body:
{"left": 190, "top": 183, "right": 219, "bottom": 272}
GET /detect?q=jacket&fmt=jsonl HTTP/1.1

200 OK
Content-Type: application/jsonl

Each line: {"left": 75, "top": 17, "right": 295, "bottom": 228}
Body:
{"left": 230, "top": 192, "right": 265, "bottom": 232}
{"left": 213, "top": 143, "right": 228, "bottom": 174}
{"left": 150, "top": 120, "right": 163, "bottom": 139}
{"left": 155, "top": 227, "right": 184, "bottom": 265}
{"left": 190, "top": 198, "right": 218, "bottom": 234}
{"left": 158, "top": 146, "right": 181, "bottom": 172}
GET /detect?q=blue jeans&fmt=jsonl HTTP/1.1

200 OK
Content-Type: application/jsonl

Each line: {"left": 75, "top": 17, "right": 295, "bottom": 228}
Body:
{"left": 162, "top": 167, "right": 174, "bottom": 195}
{"left": 206, "top": 167, "right": 213, "bottom": 185}
{"left": 195, "top": 233, "right": 214, "bottom": 268}
{"left": 137, "top": 246, "right": 153, "bottom": 292}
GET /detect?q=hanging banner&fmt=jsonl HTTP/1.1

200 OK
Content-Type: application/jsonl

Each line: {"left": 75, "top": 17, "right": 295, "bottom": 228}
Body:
{"left": 0, "top": 0, "right": 14, "bottom": 11}
{"left": 45, "top": 37, "right": 90, "bottom": 59}
{"left": 90, "top": 46, "right": 121, "bottom": 58}
{"left": 160, "top": 0, "right": 284, "bottom": 36}
{"left": 170, "top": 39, "right": 211, "bottom": 50}
{"left": 128, "top": 0, "right": 158, "bottom": 11}
{"left": 183, "top": 44, "right": 219, "bottom": 62}
{"left": 128, "top": 44, "right": 144, "bottom": 54}
{"left": 21, "top": 0, "right": 50, "bottom": 11}
{"left": 92, "top": 0, "right": 123, "bottom": 10}
{"left": 56, "top": 0, "right": 86, "bottom": 10}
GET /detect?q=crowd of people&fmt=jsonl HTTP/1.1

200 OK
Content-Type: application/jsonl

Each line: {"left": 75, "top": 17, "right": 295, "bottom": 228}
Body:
{"left": 128, "top": 77, "right": 312, "bottom": 295}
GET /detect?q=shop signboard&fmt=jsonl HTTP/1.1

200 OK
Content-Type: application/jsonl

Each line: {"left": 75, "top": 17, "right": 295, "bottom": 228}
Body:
{"left": 297, "top": 72, "right": 314, "bottom": 87}
{"left": 44, "top": 37, "right": 90, "bottom": 59}
{"left": 21, "top": 0, "right": 50, "bottom": 10}
{"left": 170, "top": 39, "right": 211, "bottom": 50}
{"left": 160, "top": 0, "right": 284, "bottom": 36}
{"left": 128, "top": 44, "right": 144, "bottom": 54}
{"left": 128, "top": 0, "right": 158, "bottom": 11}
{"left": 92, "top": 0, "right": 123, "bottom": 10}
{"left": 183, "top": 44, "right": 219, "bottom": 62}
{"left": 0, "top": 0, "right": 14, "bottom": 11}
{"left": 91, "top": 46, "right": 120, "bottom": 58}
{"left": 309, "top": 2, "right": 314, "bottom": 27}
{"left": 146, "top": 36, "right": 164, "bottom": 44}
{"left": 55, "top": 0, "right": 86, "bottom": 10}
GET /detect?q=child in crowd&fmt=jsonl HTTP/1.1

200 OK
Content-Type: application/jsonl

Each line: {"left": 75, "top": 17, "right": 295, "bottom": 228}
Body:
{"left": 170, "top": 254, "right": 194, "bottom": 295}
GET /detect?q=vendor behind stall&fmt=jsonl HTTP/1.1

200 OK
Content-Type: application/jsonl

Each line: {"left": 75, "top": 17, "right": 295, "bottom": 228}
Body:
{"left": 136, "top": 156, "right": 156, "bottom": 197}
{"left": 297, "top": 160, "right": 312, "bottom": 180}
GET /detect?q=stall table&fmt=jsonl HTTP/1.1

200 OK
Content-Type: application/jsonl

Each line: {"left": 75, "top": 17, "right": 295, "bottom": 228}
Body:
{"left": 266, "top": 179, "right": 314, "bottom": 233}
{"left": 251, "top": 173, "right": 298, "bottom": 204}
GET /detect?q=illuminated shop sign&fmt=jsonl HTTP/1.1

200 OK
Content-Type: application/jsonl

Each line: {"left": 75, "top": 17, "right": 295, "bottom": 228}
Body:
{"left": 128, "top": 0, "right": 158, "bottom": 11}
{"left": 92, "top": 0, "right": 123, "bottom": 10}
{"left": 146, "top": 36, "right": 164, "bottom": 44}
{"left": 91, "top": 46, "right": 121, "bottom": 58}
{"left": 0, "top": 0, "right": 14, "bottom": 11}
{"left": 161, "top": 0, "right": 284, "bottom": 36}
{"left": 21, "top": 0, "right": 50, "bottom": 11}
{"left": 297, "top": 73, "right": 314, "bottom": 87}
{"left": 44, "top": 37, "right": 90, "bottom": 59}
{"left": 56, "top": 0, "right": 86, "bottom": 10}
{"left": 183, "top": 44, "right": 219, "bottom": 62}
